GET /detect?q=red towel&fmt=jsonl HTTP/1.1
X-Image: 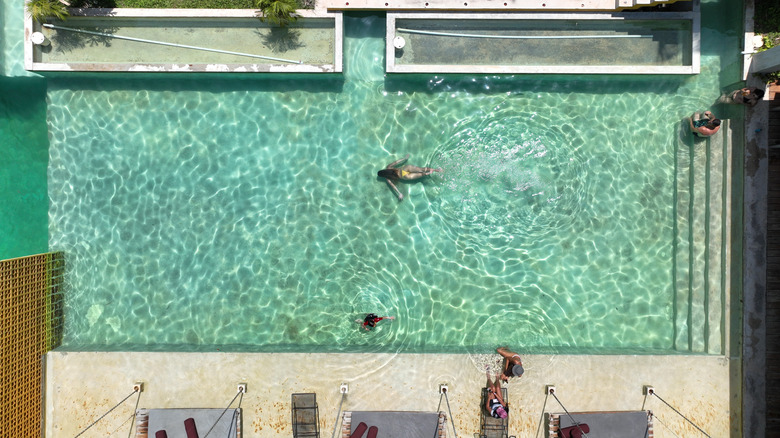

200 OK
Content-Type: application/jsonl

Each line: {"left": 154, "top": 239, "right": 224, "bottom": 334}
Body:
{"left": 350, "top": 422, "right": 368, "bottom": 438}
{"left": 184, "top": 418, "right": 199, "bottom": 438}
{"left": 367, "top": 426, "right": 379, "bottom": 438}
{"left": 559, "top": 423, "right": 589, "bottom": 438}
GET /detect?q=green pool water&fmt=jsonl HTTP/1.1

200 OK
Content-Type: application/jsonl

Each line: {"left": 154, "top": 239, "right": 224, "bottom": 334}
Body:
{"left": 0, "top": 78, "right": 49, "bottom": 259}
{"left": 32, "top": 9, "right": 741, "bottom": 353}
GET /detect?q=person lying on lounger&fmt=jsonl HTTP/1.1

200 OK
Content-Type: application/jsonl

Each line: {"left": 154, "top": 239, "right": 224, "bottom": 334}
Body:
{"left": 485, "top": 370, "right": 508, "bottom": 419}
{"left": 377, "top": 154, "right": 442, "bottom": 201}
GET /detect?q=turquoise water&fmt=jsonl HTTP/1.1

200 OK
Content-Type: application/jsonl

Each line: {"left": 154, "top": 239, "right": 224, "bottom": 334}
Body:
{"left": 0, "top": 1, "right": 49, "bottom": 260}
{"left": 42, "top": 10, "right": 741, "bottom": 353}
{"left": 0, "top": 77, "right": 49, "bottom": 260}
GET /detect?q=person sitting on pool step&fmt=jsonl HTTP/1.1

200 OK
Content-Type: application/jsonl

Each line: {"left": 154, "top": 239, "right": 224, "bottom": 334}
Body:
{"left": 377, "top": 154, "right": 442, "bottom": 201}
{"left": 356, "top": 313, "right": 395, "bottom": 331}
{"left": 496, "top": 346, "right": 524, "bottom": 382}
{"left": 718, "top": 87, "right": 765, "bottom": 107}
{"left": 689, "top": 110, "right": 721, "bottom": 137}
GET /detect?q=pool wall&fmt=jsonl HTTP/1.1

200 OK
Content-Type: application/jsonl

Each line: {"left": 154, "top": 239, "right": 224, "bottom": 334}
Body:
{"left": 24, "top": 9, "right": 343, "bottom": 73}
{"left": 0, "top": 253, "right": 64, "bottom": 438}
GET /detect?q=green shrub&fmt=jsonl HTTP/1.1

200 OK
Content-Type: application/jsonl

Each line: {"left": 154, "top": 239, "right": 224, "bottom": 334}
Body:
{"left": 114, "top": 0, "right": 255, "bottom": 7}
{"left": 26, "top": 0, "right": 69, "bottom": 22}
{"left": 753, "top": 0, "right": 780, "bottom": 83}
{"left": 255, "top": 0, "right": 299, "bottom": 27}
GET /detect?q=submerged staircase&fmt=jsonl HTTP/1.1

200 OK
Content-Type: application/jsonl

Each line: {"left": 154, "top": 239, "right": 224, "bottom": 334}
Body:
{"left": 673, "top": 119, "right": 738, "bottom": 354}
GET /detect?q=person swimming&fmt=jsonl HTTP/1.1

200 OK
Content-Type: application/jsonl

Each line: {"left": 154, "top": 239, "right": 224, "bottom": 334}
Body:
{"left": 377, "top": 154, "right": 442, "bottom": 201}
{"left": 356, "top": 313, "right": 395, "bottom": 331}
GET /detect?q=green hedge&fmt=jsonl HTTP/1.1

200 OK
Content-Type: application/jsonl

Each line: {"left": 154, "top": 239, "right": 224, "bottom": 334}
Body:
{"left": 753, "top": 0, "right": 780, "bottom": 82}
{"left": 69, "top": 0, "right": 273, "bottom": 8}
{"left": 116, "top": 0, "right": 255, "bottom": 7}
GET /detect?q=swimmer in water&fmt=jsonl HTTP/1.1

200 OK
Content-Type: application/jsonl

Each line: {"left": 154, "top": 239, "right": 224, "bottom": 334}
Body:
{"left": 688, "top": 111, "right": 721, "bottom": 138}
{"left": 355, "top": 313, "right": 395, "bottom": 331}
{"left": 377, "top": 154, "right": 442, "bottom": 201}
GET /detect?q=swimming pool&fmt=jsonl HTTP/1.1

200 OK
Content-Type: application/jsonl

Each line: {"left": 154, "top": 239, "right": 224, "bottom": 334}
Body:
{"left": 45, "top": 12, "right": 741, "bottom": 354}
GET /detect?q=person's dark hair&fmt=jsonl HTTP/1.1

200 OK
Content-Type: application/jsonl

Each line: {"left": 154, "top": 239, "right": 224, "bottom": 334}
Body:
{"left": 378, "top": 169, "right": 400, "bottom": 180}
{"left": 364, "top": 313, "right": 378, "bottom": 327}
{"left": 754, "top": 89, "right": 765, "bottom": 99}
{"left": 711, "top": 118, "right": 721, "bottom": 127}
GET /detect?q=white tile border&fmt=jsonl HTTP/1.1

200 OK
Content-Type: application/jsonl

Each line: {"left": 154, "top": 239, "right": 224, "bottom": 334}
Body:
{"left": 24, "top": 8, "right": 343, "bottom": 73}
{"left": 386, "top": 9, "right": 700, "bottom": 74}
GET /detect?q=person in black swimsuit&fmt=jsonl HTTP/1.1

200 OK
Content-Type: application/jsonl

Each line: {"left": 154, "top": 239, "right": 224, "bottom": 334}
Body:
{"left": 355, "top": 313, "right": 395, "bottom": 331}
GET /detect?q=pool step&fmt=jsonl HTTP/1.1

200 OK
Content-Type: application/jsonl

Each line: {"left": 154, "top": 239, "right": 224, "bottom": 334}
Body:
{"left": 673, "top": 119, "right": 732, "bottom": 354}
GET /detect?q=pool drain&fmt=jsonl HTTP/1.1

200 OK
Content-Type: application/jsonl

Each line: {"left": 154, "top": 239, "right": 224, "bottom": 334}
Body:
{"left": 31, "top": 32, "right": 50, "bottom": 46}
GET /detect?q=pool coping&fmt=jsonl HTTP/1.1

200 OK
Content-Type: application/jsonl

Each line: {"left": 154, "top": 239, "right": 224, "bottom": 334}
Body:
{"left": 24, "top": 8, "right": 344, "bottom": 73}
{"left": 385, "top": 9, "right": 700, "bottom": 74}
{"left": 740, "top": 0, "right": 768, "bottom": 433}
{"left": 43, "top": 351, "right": 736, "bottom": 437}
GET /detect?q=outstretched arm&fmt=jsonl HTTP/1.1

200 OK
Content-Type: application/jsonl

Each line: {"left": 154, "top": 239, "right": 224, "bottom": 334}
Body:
{"left": 386, "top": 180, "right": 404, "bottom": 201}
{"left": 386, "top": 154, "right": 410, "bottom": 169}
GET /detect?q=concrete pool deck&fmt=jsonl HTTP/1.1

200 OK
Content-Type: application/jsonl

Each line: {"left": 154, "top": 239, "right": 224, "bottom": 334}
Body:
{"left": 44, "top": 351, "right": 735, "bottom": 437}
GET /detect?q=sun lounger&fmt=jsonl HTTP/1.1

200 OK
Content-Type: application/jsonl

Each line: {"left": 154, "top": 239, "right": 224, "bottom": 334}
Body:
{"left": 292, "top": 393, "right": 320, "bottom": 438}
{"left": 480, "top": 387, "right": 508, "bottom": 438}
{"left": 549, "top": 410, "right": 653, "bottom": 438}
{"left": 138, "top": 408, "right": 240, "bottom": 438}
{"left": 341, "top": 411, "right": 445, "bottom": 438}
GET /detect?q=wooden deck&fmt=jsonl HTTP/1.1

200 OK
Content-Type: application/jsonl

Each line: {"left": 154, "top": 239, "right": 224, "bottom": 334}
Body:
{"left": 766, "top": 81, "right": 780, "bottom": 432}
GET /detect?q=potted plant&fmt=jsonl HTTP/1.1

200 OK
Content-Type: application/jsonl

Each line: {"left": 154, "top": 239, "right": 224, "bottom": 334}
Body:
{"left": 255, "top": 0, "right": 299, "bottom": 27}
{"left": 27, "top": 0, "right": 69, "bottom": 23}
